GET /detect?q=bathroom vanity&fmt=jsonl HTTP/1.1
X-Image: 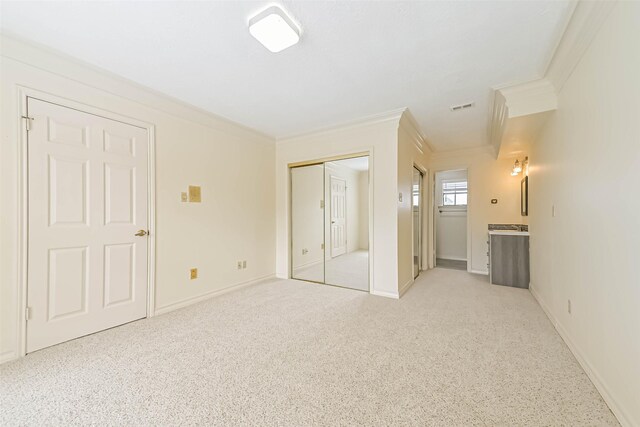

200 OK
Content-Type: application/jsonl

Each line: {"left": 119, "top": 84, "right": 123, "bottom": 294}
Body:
{"left": 488, "top": 225, "right": 530, "bottom": 289}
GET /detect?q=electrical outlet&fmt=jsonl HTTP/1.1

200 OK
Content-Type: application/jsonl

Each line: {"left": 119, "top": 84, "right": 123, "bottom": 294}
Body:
{"left": 242, "top": 260, "right": 247, "bottom": 269}
{"left": 237, "top": 261, "right": 242, "bottom": 270}
{"left": 567, "top": 299, "right": 571, "bottom": 314}
{"left": 181, "top": 192, "right": 188, "bottom": 202}
{"left": 190, "top": 268, "right": 198, "bottom": 280}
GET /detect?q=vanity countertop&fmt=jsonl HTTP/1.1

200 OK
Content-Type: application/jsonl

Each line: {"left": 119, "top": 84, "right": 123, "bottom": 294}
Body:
{"left": 488, "top": 230, "right": 530, "bottom": 236}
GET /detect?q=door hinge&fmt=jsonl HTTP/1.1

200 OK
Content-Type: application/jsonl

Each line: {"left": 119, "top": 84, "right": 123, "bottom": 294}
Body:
{"left": 25, "top": 306, "right": 32, "bottom": 321}
{"left": 21, "top": 116, "right": 34, "bottom": 131}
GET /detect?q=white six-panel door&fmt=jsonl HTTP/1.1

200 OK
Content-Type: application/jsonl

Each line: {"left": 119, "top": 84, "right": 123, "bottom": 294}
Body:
{"left": 330, "top": 176, "right": 347, "bottom": 257}
{"left": 26, "top": 98, "right": 149, "bottom": 353}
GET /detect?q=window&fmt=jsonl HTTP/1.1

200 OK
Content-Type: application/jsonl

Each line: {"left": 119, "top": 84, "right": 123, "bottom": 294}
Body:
{"left": 442, "top": 180, "right": 467, "bottom": 206}
{"left": 412, "top": 183, "right": 420, "bottom": 207}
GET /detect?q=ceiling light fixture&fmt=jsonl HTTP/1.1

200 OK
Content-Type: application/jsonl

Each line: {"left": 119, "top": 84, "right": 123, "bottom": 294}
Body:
{"left": 248, "top": 5, "right": 300, "bottom": 53}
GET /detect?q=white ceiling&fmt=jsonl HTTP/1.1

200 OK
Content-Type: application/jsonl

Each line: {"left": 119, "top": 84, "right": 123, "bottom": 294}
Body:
{"left": 0, "top": 1, "right": 574, "bottom": 150}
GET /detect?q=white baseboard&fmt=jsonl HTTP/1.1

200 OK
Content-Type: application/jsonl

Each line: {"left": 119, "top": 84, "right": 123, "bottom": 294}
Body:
{"left": 0, "top": 350, "right": 17, "bottom": 365}
{"left": 154, "top": 274, "right": 276, "bottom": 316}
{"left": 370, "top": 289, "right": 399, "bottom": 299}
{"left": 399, "top": 278, "right": 414, "bottom": 297}
{"left": 469, "top": 269, "right": 489, "bottom": 275}
{"left": 530, "top": 285, "right": 632, "bottom": 427}
{"left": 437, "top": 256, "right": 467, "bottom": 261}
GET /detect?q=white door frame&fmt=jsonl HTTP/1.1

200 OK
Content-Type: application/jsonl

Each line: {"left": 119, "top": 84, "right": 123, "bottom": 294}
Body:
{"left": 16, "top": 87, "right": 157, "bottom": 358}
{"left": 430, "top": 166, "right": 472, "bottom": 272}
{"left": 412, "top": 165, "right": 424, "bottom": 279}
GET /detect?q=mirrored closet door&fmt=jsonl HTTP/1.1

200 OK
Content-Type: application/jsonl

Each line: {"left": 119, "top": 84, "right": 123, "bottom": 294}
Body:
{"left": 291, "top": 164, "right": 325, "bottom": 284}
{"left": 290, "top": 156, "right": 369, "bottom": 291}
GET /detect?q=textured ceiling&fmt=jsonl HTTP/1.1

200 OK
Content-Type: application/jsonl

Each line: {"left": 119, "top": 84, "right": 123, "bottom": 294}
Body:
{"left": 0, "top": 1, "right": 574, "bottom": 150}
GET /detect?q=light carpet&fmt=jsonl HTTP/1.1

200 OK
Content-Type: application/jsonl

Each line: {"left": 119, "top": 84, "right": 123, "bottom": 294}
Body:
{"left": 0, "top": 268, "right": 618, "bottom": 426}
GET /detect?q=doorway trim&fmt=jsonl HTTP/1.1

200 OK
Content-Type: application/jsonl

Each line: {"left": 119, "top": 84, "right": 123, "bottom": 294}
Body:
{"left": 430, "top": 166, "right": 472, "bottom": 272}
{"left": 16, "top": 87, "right": 157, "bottom": 358}
{"left": 287, "top": 151, "right": 372, "bottom": 293}
{"left": 412, "top": 165, "right": 425, "bottom": 279}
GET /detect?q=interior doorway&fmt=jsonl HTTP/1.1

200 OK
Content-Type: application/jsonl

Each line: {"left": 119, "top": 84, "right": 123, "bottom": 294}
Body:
{"left": 25, "top": 97, "right": 151, "bottom": 353}
{"left": 412, "top": 167, "right": 423, "bottom": 279}
{"left": 434, "top": 169, "right": 468, "bottom": 271}
{"left": 290, "top": 155, "right": 370, "bottom": 291}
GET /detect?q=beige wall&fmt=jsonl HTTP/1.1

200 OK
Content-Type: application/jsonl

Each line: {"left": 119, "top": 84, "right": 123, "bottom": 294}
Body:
{"left": 276, "top": 118, "right": 400, "bottom": 297}
{"left": 428, "top": 149, "right": 524, "bottom": 273}
{"left": 0, "top": 36, "right": 276, "bottom": 362}
{"left": 529, "top": 3, "right": 640, "bottom": 425}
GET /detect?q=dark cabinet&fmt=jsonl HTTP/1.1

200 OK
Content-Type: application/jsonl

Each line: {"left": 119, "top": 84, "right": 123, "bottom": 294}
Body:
{"left": 489, "top": 233, "right": 530, "bottom": 288}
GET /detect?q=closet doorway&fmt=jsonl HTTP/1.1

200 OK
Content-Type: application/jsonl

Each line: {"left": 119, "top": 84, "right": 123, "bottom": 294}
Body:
{"left": 434, "top": 169, "right": 468, "bottom": 271}
{"left": 290, "top": 155, "right": 370, "bottom": 291}
{"left": 412, "top": 167, "right": 424, "bottom": 279}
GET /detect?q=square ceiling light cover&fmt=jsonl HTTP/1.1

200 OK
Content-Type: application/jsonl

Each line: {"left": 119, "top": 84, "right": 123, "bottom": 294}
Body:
{"left": 249, "top": 6, "right": 300, "bottom": 53}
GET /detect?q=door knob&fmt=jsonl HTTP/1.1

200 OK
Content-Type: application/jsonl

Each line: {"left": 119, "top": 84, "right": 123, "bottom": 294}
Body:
{"left": 135, "top": 229, "right": 149, "bottom": 236}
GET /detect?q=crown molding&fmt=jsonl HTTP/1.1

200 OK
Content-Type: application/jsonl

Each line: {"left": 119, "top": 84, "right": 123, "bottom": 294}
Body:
{"left": 489, "top": 78, "right": 557, "bottom": 157}
{"left": 488, "top": 89, "right": 509, "bottom": 158}
{"left": 276, "top": 108, "right": 405, "bottom": 143}
{"left": 0, "top": 32, "right": 274, "bottom": 145}
{"left": 545, "top": 1, "right": 617, "bottom": 92}
{"left": 398, "top": 108, "right": 434, "bottom": 156}
{"left": 498, "top": 79, "right": 557, "bottom": 118}
{"left": 488, "top": 1, "right": 615, "bottom": 158}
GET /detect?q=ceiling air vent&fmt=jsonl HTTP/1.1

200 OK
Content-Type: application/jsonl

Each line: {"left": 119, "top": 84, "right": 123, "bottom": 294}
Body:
{"left": 450, "top": 102, "right": 475, "bottom": 112}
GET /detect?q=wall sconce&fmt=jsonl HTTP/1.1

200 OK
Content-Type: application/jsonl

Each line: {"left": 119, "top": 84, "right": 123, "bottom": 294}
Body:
{"left": 511, "top": 156, "right": 528, "bottom": 176}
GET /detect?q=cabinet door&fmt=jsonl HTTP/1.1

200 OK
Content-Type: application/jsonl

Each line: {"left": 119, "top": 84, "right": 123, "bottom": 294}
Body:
{"left": 490, "top": 235, "right": 529, "bottom": 288}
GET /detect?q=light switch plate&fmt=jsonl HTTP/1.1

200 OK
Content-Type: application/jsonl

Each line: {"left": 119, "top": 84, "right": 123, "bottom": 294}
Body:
{"left": 189, "top": 185, "right": 201, "bottom": 203}
{"left": 190, "top": 268, "right": 198, "bottom": 280}
{"left": 398, "top": 192, "right": 403, "bottom": 202}
{"left": 181, "top": 192, "right": 188, "bottom": 202}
